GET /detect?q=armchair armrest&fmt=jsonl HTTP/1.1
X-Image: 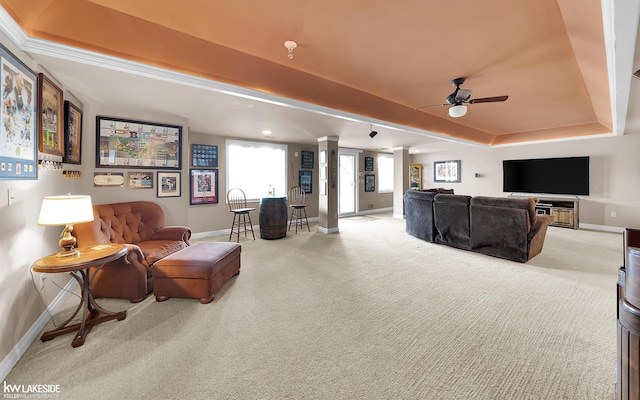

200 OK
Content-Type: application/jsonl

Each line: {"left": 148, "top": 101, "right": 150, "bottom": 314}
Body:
{"left": 91, "top": 243, "right": 152, "bottom": 302}
{"left": 150, "top": 226, "right": 192, "bottom": 245}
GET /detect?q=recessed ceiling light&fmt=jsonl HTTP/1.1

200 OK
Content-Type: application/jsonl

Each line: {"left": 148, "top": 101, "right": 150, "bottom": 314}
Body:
{"left": 262, "top": 130, "right": 272, "bottom": 135}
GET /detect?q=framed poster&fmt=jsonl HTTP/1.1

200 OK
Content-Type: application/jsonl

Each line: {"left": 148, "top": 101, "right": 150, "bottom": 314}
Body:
{"left": 157, "top": 171, "right": 181, "bottom": 197}
{"left": 38, "top": 73, "right": 64, "bottom": 157}
{"left": 299, "top": 170, "right": 312, "bottom": 193}
{"left": 64, "top": 101, "right": 82, "bottom": 164}
{"left": 434, "top": 160, "right": 461, "bottom": 183}
{"left": 128, "top": 172, "right": 153, "bottom": 189}
{"left": 364, "top": 156, "right": 374, "bottom": 171}
{"left": 0, "top": 43, "right": 38, "bottom": 180}
{"left": 301, "top": 150, "right": 314, "bottom": 169}
{"left": 96, "top": 116, "right": 181, "bottom": 169}
{"left": 191, "top": 143, "right": 218, "bottom": 167}
{"left": 365, "top": 174, "right": 375, "bottom": 192}
{"left": 190, "top": 169, "right": 219, "bottom": 205}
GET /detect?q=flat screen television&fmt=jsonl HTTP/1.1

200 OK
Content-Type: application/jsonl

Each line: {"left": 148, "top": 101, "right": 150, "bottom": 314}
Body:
{"left": 503, "top": 156, "right": 590, "bottom": 196}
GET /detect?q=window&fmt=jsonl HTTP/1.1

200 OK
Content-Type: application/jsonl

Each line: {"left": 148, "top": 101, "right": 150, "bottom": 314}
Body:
{"left": 377, "top": 153, "right": 393, "bottom": 193}
{"left": 226, "top": 140, "right": 287, "bottom": 200}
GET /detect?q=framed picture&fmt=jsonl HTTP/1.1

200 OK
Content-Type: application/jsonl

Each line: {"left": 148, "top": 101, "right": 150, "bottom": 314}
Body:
{"left": 410, "top": 164, "right": 422, "bottom": 189}
{"left": 434, "top": 160, "right": 461, "bottom": 183}
{"left": 64, "top": 101, "right": 82, "bottom": 164}
{"left": 0, "top": 43, "right": 38, "bottom": 180}
{"left": 299, "top": 170, "right": 312, "bottom": 193}
{"left": 157, "top": 171, "right": 181, "bottom": 197}
{"left": 365, "top": 174, "right": 375, "bottom": 192}
{"left": 301, "top": 150, "right": 314, "bottom": 169}
{"left": 128, "top": 172, "right": 153, "bottom": 189}
{"left": 38, "top": 73, "right": 64, "bottom": 157}
{"left": 96, "top": 116, "right": 181, "bottom": 169}
{"left": 364, "top": 156, "right": 374, "bottom": 171}
{"left": 191, "top": 143, "right": 218, "bottom": 167}
{"left": 190, "top": 169, "right": 218, "bottom": 205}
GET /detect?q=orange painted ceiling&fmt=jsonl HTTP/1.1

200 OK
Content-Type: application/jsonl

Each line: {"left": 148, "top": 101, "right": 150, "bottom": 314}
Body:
{"left": 0, "top": 0, "right": 613, "bottom": 146}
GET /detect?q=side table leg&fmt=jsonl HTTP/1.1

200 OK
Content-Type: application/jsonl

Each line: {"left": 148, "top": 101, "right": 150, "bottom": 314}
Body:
{"left": 40, "top": 271, "right": 85, "bottom": 342}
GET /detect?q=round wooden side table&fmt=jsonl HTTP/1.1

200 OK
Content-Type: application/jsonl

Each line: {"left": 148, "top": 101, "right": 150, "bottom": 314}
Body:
{"left": 32, "top": 244, "right": 128, "bottom": 347}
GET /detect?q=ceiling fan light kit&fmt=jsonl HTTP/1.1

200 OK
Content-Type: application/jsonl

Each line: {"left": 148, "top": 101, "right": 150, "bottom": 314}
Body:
{"left": 448, "top": 105, "right": 467, "bottom": 118}
{"left": 415, "top": 77, "right": 508, "bottom": 117}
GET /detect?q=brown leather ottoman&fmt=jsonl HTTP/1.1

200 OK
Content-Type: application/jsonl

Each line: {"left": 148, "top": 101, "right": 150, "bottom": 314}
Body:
{"left": 152, "top": 242, "right": 241, "bottom": 304}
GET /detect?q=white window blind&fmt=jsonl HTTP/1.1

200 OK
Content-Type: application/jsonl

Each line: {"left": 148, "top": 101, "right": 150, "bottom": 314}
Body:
{"left": 377, "top": 153, "right": 394, "bottom": 193}
{"left": 226, "top": 140, "right": 287, "bottom": 200}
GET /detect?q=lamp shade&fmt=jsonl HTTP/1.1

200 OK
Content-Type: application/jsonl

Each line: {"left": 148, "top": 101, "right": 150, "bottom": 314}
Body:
{"left": 37, "top": 195, "right": 94, "bottom": 226}
{"left": 448, "top": 105, "right": 468, "bottom": 118}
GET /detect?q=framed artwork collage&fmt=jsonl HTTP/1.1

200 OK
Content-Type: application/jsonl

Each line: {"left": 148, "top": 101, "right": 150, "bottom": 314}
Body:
{"left": 0, "top": 42, "right": 89, "bottom": 180}
{"left": 189, "top": 144, "right": 218, "bottom": 205}
{"left": 93, "top": 115, "right": 184, "bottom": 197}
{"left": 299, "top": 150, "right": 314, "bottom": 194}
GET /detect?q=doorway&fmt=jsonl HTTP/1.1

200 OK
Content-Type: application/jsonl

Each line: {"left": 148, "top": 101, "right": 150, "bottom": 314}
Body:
{"left": 338, "top": 151, "right": 359, "bottom": 216}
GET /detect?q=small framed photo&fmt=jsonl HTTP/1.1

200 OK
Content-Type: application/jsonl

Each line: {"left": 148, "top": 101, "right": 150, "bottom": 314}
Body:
{"left": 64, "top": 101, "right": 83, "bottom": 164}
{"left": 299, "top": 170, "right": 312, "bottom": 193}
{"left": 365, "top": 174, "right": 375, "bottom": 192}
{"left": 157, "top": 171, "right": 181, "bottom": 197}
{"left": 128, "top": 172, "right": 153, "bottom": 189}
{"left": 433, "top": 160, "right": 461, "bottom": 183}
{"left": 191, "top": 144, "right": 218, "bottom": 167}
{"left": 301, "top": 150, "right": 314, "bottom": 169}
{"left": 364, "top": 156, "right": 374, "bottom": 171}
{"left": 190, "top": 169, "right": 218, "bottom": 205}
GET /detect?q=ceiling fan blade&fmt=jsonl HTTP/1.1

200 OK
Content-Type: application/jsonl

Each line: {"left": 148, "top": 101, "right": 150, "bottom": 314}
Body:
{"left": 414, "top": 103, "right": 448, "bottom": 110}
{"left": 455, "top": 89, "right": 472, "bottom": 102}
{"left": 468, "top": 95, "right": 508, "bottom": 104}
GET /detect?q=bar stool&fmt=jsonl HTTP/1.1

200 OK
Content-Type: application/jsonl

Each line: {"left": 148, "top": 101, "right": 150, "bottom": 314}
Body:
{"left": 288, "top": 186, "right": 310, "bottom": 233}
{"left": 226, "top": 188, "right": 255, "bottom": 242}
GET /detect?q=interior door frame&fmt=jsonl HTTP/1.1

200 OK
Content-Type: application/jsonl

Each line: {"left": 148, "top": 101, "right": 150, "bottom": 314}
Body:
{"left": 338, "top": 148, "right": 361, "bottom": 217}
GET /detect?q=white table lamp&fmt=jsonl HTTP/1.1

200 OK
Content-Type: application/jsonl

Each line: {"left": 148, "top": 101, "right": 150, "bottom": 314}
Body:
{"left": 38, "top": 195, "right": 94, "bottom": 257}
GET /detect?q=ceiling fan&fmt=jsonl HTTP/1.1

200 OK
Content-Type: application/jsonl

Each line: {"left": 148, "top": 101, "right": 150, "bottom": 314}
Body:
{"left": 415, "top": 78, "right": 508, "bottom": 118}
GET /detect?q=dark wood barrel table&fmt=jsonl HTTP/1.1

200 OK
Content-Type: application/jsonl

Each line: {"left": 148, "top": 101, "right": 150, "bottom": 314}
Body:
{"left": 259, "top": 196, "right": 288, "bottom": 239}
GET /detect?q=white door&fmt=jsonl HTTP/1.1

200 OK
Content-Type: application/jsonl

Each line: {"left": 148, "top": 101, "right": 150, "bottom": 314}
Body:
{"left": 339, "top": 152, "right": 357, "bottom": 216}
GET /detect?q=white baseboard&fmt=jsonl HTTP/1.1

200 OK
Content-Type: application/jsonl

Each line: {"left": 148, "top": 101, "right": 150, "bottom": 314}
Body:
{"left": 318, "top": 226, "right": 339, "bottom": 234}
{"left": 360, "top": 207, "right": 393, "bottom": 216}
{"left": 579, "top": 223, "right": 625, "bottom": 233}
{"left": 191, "top": 217, "right": 322, "bottom": 240}
{"left": 0, "top": 278, "right": 77, "bottom": 382}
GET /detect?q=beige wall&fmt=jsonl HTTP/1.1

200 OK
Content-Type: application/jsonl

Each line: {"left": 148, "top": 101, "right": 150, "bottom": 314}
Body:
{"left": 410, "top": 133, "right": 640, "bottom": 229}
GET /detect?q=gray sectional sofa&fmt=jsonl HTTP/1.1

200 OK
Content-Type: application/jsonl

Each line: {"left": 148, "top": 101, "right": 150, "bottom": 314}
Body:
{"left": 404, "top": 190, "right": 553, "bottom": 263}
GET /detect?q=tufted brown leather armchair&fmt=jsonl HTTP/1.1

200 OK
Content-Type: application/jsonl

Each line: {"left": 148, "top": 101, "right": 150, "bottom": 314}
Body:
{"left": 73, "top": 201, "right": 191, "bottom": 302}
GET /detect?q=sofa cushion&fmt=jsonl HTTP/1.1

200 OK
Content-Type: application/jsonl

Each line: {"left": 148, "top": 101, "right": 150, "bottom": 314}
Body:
{"left": 404, "top": 190, "right": 437, "bottom": 242}
{"left": 433, "top": 194, "right": 472, "bottom": 250}
{"left": 470, "top": 196, "right": 537, "bottom": 227}
{"left": 137, "top": 240, "right": 188, "bottom": 265}
{"left": 94, "top": 202, "right": 166, "bottom": 244}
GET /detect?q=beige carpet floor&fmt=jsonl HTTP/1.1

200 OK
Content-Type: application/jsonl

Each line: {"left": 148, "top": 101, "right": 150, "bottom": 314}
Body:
{"left": 6, "top": 214, "right": 621, "bottom": 399}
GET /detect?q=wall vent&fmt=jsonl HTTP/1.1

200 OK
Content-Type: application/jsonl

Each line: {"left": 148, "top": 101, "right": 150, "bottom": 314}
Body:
{"left": 633, "top": 70, "right": 640, "bottom": 80}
